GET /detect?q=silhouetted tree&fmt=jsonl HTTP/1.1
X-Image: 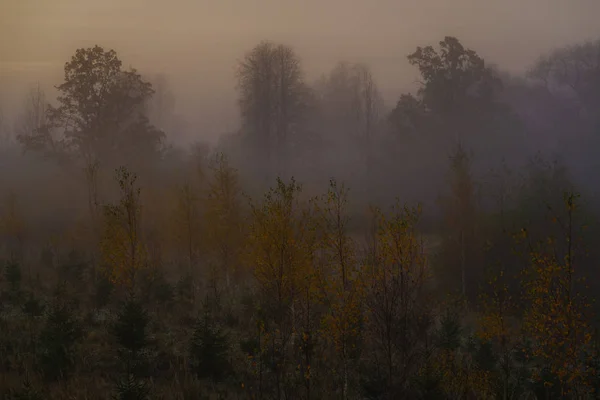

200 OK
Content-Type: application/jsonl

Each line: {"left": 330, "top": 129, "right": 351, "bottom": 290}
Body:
{"left": 18, "top": 45, "right": 164, "bottom": 169}
{"left": 529, "top": 40, "right": 600, "bottom": 111}
{"left": 237, "top": 41, "right": 308, "bottom": 184}
{"left": 38, "top": 301, "right": 82, "bottom": 381}
{"left": 189, "top": 311, "right": 231, "bottom": 383}
{"left": 388, "top": 93, "right": 428, "bottom": 139}
{"left": 408, "top": 36, "right": 501, "bottom": 140}
{"left": 15, "top": 84, "right": 47, "bottom": 147}
{"left": 529, "top": 40, "right": 600, "bottom": 191}
{"left": 317, "top": 62, "right": 383, "bottom": 194}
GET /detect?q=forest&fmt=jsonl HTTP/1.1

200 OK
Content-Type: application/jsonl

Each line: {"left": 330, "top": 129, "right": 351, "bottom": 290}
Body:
{"left": 1, "top": 35, "right": 600, "bottom": 399}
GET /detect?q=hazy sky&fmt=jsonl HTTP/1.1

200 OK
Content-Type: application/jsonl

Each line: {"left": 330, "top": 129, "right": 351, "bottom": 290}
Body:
{"left": 2, "top": 0, "right": 600, "bottom": 142}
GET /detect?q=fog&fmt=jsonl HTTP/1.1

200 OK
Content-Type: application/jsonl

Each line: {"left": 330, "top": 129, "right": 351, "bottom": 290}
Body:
{"left": 5, "top": 2, "right": 600, "bottom": 397}
{"left": 1, "top": 0, "right": 600, "bottom": 224}
{"left": 3, "top": 0, "right": 600, "bottom": 144}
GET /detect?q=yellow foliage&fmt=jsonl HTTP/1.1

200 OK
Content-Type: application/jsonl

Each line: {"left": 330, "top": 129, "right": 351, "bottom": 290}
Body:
{"left": 246, "top": 177, "right": 313, "bottom": 308}
{"left": 477, "top": 268, "right": 516, "bottom": 346}
{"left": 245, "top": 177, "right": 322, "bottom": 397}
{"left": 204, "top": 153, "right": 245, "bottom": 288}
{"left": 100, "top": 167, "right": 147, "bottom": 290}
{"left": 363, "top": 201, "right": 432, "bottom": 392}
{"left": 434, "top": 349, "right": 494, "bottom": 399}
{"left": 523, "top": 249, "right": 592, "bottom": 391}
{"left": 370, "top": 202, "right": 428, "bottom": 290}
{"left": 521, "top": 193, "right": 593, "bottom": 394}
{"left": 317, "top": 179, "right": 364, "bottom": 391}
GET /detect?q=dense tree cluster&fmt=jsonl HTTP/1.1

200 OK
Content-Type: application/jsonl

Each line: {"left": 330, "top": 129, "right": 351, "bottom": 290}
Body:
{"left": 1, "top": 36, "right": 600, "bottom": 399}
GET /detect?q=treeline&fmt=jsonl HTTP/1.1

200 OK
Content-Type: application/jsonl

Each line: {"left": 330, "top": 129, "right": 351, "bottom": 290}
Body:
{"left": 4, "top": 36, "right": 600, "bottom": 207}
{"left": 0, "top": 158, "right": 598, "bottom": 399}
{"left": 0, "top": 35, "right": 599, "bottom": 399}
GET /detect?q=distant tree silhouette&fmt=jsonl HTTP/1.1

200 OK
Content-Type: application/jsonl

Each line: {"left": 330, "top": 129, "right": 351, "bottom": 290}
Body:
{"left": 408, "top": 36, "right": 501, "bottom": 133}
{"left": 237, "top": 41, "right": 309, "bottom": 184}
{"left": 18, "top": 45, "right": 164, "bottom": 169}
{"left": 316, "top": 62, "right": 383, "bottom": 195}
{"left": 15, "top": 84, "right": 47, "bottom": 148}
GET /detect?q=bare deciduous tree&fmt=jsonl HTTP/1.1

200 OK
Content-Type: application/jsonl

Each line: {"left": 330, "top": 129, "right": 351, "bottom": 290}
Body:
{"left": 352, "top": 64, "right": 383, "bottom": 189}
{"left": 237, "top": 41, "right": 308, "bottom": 184}
{"left": 15, "top": 84, "right": 47, "bottom": 144}
{"left": 529, "top": 40, "right": 600, "bottom": 110}
{"left": 317, "top": 62, "right": 384, "bottom": 191}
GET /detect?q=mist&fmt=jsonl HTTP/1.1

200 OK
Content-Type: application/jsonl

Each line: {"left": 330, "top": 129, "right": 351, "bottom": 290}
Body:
{"left": 3, "top": 1, "right": 600, "bottom": 398}
{"left": 4, "top": 0, "right": 600, "bottom": 144}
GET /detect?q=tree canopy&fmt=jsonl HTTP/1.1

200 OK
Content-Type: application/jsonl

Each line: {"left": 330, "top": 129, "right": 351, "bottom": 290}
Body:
{"left": 18, "top": 45, "right": 164, "bottom": 169}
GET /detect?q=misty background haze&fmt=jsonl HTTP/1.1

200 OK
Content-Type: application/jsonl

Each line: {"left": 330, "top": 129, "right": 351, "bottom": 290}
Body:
{"left": 3, "top": 0, "right": 600, "bottom": 145}
{"left": 5, "top": 2, "right": 600, "bottom": 398}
